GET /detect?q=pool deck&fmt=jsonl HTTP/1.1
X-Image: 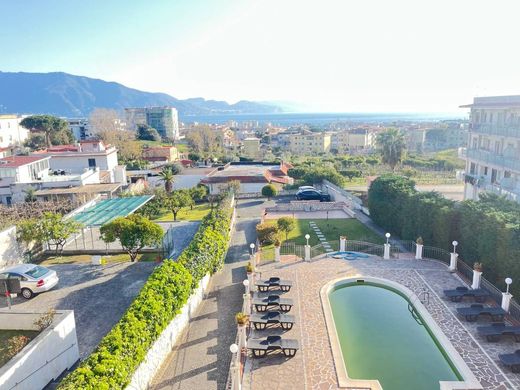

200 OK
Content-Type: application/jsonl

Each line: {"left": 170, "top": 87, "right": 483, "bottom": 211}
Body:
{"left": 245, "top": 256, "right": 518, "bottom": 390}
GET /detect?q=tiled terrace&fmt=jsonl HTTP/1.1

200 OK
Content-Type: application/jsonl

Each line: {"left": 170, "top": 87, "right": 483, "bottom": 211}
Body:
{"left": 244, "top": 256, "right": 520, "bottom": 390}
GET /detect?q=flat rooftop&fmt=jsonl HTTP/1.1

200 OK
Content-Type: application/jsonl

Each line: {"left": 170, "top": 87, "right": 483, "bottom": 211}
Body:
{"left": 460, "top": 95, "right": 520, "bottom": 109}
{"left": 210, "top": 164, "right": 278, "bottom": 178}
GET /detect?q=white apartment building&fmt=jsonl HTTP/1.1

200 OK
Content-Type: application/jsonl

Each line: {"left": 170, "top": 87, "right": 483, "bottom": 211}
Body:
{"left": 67, "top": 118, "right": 92, "bottom": 140}
{"left": 331, "top": 128, "right": 376, "bottom": 153}
{"left": 0, "top": 115, "right": 29, "bottom": 148}
{"left": 288, "top": 131, "right": 332, "bottom": 155}
{"left": 460, "top": 95, "right": 520, "bottom": 203}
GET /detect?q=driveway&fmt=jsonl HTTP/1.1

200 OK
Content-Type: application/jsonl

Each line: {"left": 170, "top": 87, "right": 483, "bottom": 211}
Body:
{"left": 0, "top": 261, "right": 157, "bottom": 359}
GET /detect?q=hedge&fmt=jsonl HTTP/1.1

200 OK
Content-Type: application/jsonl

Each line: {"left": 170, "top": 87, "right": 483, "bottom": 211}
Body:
{"left": 59, "top": 195, "right": 234, "bottom": 389}
{"left": 368, "top": 174, "right": 520, "bottom": 297}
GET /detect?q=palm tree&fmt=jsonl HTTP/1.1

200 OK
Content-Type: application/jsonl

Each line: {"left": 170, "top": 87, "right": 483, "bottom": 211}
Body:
{"left": 158, "top": 167, "right": 175, "bottom": 193}
{"left": 376, "top": 128, "right": 406, "bottom": 170}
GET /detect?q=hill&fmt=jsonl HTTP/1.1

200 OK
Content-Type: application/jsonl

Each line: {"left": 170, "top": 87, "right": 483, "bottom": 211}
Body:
{"left": 0, "top": 71, "right": 282, "bottom": 117}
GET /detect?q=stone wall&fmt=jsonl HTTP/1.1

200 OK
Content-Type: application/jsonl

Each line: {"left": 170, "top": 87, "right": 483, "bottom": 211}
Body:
{"left": 126, "top": 274, "right": 211, "bottom": 390}
{"left": 266, "top": 201, "right": 348, "bottom": 212}
{"left": 0, "top": 310, "right": 79, "bottom": 390}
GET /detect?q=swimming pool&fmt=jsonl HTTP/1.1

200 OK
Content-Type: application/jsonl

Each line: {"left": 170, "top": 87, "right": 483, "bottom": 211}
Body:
{"left": 321, "top": 277, "right": 481, "bottom": 390}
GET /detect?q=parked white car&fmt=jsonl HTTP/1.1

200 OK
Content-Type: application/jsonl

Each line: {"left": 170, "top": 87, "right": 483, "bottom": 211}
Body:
{"left": 0, "top": 264, "right": 59, "bottom": 299}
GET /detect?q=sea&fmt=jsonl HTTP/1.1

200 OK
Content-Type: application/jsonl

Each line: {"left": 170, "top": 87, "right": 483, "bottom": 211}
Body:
{"left": 179, "top": 112, "right": 464, "bottom": 126}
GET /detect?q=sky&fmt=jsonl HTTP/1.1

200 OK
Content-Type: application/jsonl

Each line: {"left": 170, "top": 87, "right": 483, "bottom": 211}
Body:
{"left": 1, "top": 0, "right": 520, "bottom": 113}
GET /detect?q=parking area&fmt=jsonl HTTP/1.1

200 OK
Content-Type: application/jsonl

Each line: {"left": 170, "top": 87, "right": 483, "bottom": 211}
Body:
{"left": 0, "top": 261, "right": 157, "bottom": 359}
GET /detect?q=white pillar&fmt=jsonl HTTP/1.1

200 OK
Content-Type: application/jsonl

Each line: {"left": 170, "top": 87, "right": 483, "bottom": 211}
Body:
{"left": 247, "top": 272, "right": 255, "bottom": 293}
{"left": 275, "top": 246, "right": 281, "bottom": 262}
{"left": 383, "top": 243, "right": 391, "bottom": 260}
{"left": 231, "top": 361, "right": 242, "bottom": 390}
{"left": 250, "top": 253, "right": 256, "bottom": 269}
{"left": 502, "top": 292, "right": 513, "bottom": 312}
{"left": 415, "top": 244, "right": 423, "bottom": 260}
{"left": 243, "top": 293, "right": 251, "bottom": 315}
{"left": 238, "top": 324, "right": 247, "bottom": 351}
{"left": 305, "top": 245, "right": 311, "bottom": 261}
{"left": 340, "top": 236, "right": 346, "bottom": 252}
{"left": 449, "top": 253, "right": 458, "bottom": 272}
{"left": 471, "top": 270, "right": 482, "bottom": 290}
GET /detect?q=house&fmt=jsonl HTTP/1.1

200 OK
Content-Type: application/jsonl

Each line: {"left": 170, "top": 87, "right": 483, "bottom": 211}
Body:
{"left": 0, "top": 114, "right": 29, "bottom": 148}
{"left": 201, "top": 162, "right": 293, "bottom": 195}
{"left": 142, "top": 146, "right": 179, "bottom": 164}
{"left": 32, "top": 140, "right": 126, "bottom": 185}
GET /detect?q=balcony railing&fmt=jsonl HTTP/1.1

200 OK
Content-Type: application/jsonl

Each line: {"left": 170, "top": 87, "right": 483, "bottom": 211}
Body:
{"left": 483, "top": 183, "right": 520, "bottom": 202}
{"left": 466, "top": 149, "right": 520, "bottom": 172}
{"left": 471, "top": 124, "right": 520, "bottom": 138}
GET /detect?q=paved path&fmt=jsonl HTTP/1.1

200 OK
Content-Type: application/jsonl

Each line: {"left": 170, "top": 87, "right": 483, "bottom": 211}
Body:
{"left": 308, "top": 221, "right": 333, "bottom": 252}
{"left": 151, "top": 199, "right": 273, "bottom": 390}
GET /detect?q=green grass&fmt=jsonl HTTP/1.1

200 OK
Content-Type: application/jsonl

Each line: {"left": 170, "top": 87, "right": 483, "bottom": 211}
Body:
{"left": 39, "top": 252, "right": 159, "bottom": 265}
{"left": 0, "top": 330, "right": 40, "bottom": 367}
{"left": 152, "top": 203, "right": 211, "bottom": 222}
{"left": 262, "top": 218, "right": 383, "bottom": 253}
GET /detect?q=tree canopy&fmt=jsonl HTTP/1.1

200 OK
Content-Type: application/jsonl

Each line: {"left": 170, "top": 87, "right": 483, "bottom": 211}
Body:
{"left": 100, "top": 214, "right": 163, "bottom": 262}
{"left": 277, "top": 217, "right": 295, "bottom": 241}
{"left": 376, "top": 128, "right": 407, "bottom": 170}
{"left": 20, "top": 115, "right": 74, "bottom": 147}
{"left": 261, "top": 184, "right": 278, "bottom": 200}
{"left": 164, "top": 190, "right": 194, "bottom": 221}
{"left": 137, "top": 124, "right": 161, "bottom": 141}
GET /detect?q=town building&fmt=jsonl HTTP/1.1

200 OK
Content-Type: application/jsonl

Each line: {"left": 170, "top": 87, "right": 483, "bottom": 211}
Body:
{"left": 0, "top": 155, "right": 119, "bottom": 204}
{"left": 67, "top": 118, "right": 92, "bottom": 140}
{"left": 142, "top": 146, "right": 179, "bottom": 164}
{"left": 31, "top": 140, "right": 126, "bottom": 185}
{"left": 0, "top": 114, "right": 29, "bottom": 148}
{"left": 460, "top": 95, "right": 520, "bottom": 203}
{"left": 288, "top": 131, "right": 331, "bottom": 155}
{"left": 201, "top": 162, "right": 293, "bottom": 195}
{"left": 242, "top": 137, "right": 261, "bottom": 159}
{"left": 125, "top": 107, "right": 180, "bottom": 140}
{"left": 331, "top": 128, "right": 376, "bottom": 153}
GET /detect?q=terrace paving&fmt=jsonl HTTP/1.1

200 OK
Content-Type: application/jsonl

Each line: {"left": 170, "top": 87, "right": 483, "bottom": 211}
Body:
{"left": 245, "top": 256, "right": 518, "bottom": 390}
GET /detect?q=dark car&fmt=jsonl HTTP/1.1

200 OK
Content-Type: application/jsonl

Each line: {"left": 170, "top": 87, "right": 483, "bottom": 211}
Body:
{"left": 295, "top": 189, "right": 331, "bottom": 202}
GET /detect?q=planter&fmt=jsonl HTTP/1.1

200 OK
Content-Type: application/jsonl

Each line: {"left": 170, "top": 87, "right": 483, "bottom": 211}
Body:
{"left": 471, "top": 270, "right": 482, "bottom": 290}
{"left": 415, "top": 244, "right": 423, "bottom": 260}
{"left": 274, "top": 246, "right": 281, "bottom": 262}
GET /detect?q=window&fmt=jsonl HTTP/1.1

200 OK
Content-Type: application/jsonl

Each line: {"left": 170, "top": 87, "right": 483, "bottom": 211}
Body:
{"left": 88, "top": 158, "right": 96, "bottom": 168}
{"left": 484, "top": 167, "right": 488, "bottom": 175}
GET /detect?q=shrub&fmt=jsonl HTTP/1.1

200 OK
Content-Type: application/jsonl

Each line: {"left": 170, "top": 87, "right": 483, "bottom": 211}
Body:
{"left": 256, "top": 223, "right": 279, "bottom": 245}
{"left": 261, "top": 184, "right": 278, "bottom": 199}
{"left": 8, "top": 335, "right": 30, "bottom": 356}
{"left": 59, "top": 195, "right": 234, "bottom": 389}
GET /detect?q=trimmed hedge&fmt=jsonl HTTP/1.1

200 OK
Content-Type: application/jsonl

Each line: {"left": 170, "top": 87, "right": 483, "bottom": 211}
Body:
{"left": 368, "top": 174, "right": 520, "bottom": 297}
{"left": 59, "top": 195, "right": 234, "bottom": 389}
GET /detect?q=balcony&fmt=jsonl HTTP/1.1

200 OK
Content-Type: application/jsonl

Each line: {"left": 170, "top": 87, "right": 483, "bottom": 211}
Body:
{"left": 470, "top": 124, "right": 520, "bottom": 138}
{"left": 466, "top": 149, "right": 520, "bottom": 173}
{"left": 482, "top": 183, "right": 520, "bottom": 203}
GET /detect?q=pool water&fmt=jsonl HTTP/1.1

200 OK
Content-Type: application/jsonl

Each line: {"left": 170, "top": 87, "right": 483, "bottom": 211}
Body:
{"left": 329, "top": 282, "right": 462, "bottom": 390}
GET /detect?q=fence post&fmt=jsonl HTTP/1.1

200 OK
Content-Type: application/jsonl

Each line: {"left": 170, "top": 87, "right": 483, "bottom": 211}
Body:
{"left": 383, "top": 244, "right": 391, "bottom": 260}
{"left": 340, "top": 236, "right": 346, "bottom": 252}
{"left": 471, "top": 270, "right": 482, "bottom": 290}
{"left": 449, "top": 253, "right": 458, "bottom": 272}
{"left": 305, "top": 245, "right": 311, "bottom": 261}
{"left": 275, "top": 245, "right": 281, "bottom": 262}
{"left": 415, "top": 244, "right": 423, "bottom": 260}
{"left": 502, "top": 278, "right": 513, "bottom": 312}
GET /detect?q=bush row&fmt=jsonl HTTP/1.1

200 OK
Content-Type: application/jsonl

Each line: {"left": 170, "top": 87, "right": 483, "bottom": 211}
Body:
{"left": 368, "top": 174, "right": 520, "bottom": 297}
{"left": 59, "top": 195, "right": 234, "bottom": 389}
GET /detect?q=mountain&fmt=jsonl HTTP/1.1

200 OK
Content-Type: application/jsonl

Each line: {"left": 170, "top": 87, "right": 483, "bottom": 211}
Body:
{"left": 0, "top": 71, "right": 282, "bottom": 117}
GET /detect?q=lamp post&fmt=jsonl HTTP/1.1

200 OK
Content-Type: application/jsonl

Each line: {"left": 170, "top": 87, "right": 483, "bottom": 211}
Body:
{"left": 384, "top": 233, "right": 391, "bottom": 260}
{"left": 502, "top": 278, "right": 514, "bottom": 312}
{"left": 304, "top": 234, "right": 311, "bottom": 261}
{"left": 449, "top": 240, "right": 459, "bottom": 273}
{"left": 305, "top": 234, "right": 310, "bottom": 246}
{"left": 249, "top": 243, "right": 255, "bottom": 256}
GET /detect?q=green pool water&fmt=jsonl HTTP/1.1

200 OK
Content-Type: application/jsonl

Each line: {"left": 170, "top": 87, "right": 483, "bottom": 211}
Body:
{"left": 329, "top": 282, "right": 462, "bottom": 390}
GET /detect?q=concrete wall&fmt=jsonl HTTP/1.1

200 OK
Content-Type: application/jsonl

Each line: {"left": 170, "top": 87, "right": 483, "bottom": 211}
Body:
{"left": 126, "top": 274, "right": 211, "bottom": 390}
{"left": 0, "top": 226, "right": 23, "bottom": 270}
{"left": 0, "top": 310, "right": 79, "bottom": 390}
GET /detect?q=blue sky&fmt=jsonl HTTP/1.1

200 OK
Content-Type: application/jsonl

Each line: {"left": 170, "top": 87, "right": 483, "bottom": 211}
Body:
{"left": 2, "top": 0, "right": 520, "bottom": 112}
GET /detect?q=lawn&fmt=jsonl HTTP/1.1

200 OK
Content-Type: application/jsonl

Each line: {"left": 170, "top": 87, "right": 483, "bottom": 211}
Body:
{"left": 260, "top": 218, "right": 383, "bottom": 261}
{"left": 0, "top": 329, "right": 40, "bottom": 367}
{"left": 39, "top": 252, "right": 159, "bottom": 265}
{"left": 152, "top": 203, "right": 211, "bottom": 222}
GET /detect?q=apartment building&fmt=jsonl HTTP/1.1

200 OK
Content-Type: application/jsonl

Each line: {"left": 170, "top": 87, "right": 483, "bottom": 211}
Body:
{"left": 67, "top": 118, "right": 92, "bottom": 140}
{"left": 0, "top": 115, "right": 29, "bottom": 148}
{"left": 331, "top": 128, "right": 376, "bottom": 153}
{"left": 460, "top": 95, "right": 520, "bottom": 203}
{"left": 242, "top": 137, "right": 261, "bottom": 159}
{"left": 125, "top": 107, "right": 180, "bottom": 140}
{"left": 288, "top": 131, "right": 331, "bottom": 155}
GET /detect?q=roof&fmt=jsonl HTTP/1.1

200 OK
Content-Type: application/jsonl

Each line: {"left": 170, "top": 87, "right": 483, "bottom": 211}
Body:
{"left": 34, "top": 183, "right": 121, "bottom": 196}
{"left": 201, "top": 163, "right": 291, "bottom": 185}
{"left": 71, "top": 195, "right": 154, "bottom": 226}
{"left": 460, "top": 95, "right": 520, "bottom": 109}
{"left": 2, "top": 264, "right": 37, "bottom": 273}
{"left": 0, "top": 155, "right": 49, "bottom": 168}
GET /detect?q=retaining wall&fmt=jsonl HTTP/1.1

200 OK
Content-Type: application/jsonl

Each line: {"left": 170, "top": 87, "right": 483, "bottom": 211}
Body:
{"left": 0, "top": 226, "right": 23, "bottom": 270}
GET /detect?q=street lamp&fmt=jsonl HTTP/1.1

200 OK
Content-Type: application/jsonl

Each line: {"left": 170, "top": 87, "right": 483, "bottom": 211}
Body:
{"left": 506, "top": 278, "right": 513, "bottom": 294}
{"left": 230, "top": 343, "right": 239, "bottom": 354}
{"left": 243, "top": 279, "right": 249, "bottom": 293}
{"left": 452, "top": 240, "right": 458, "bottom": 253}
{"left": 305, "top": 234, "right": 310, "bottom": 246}
{"left": 385, "top": 232, "right": 391, "bottom": 245}
{"left": 249, "top": 243, "right": 255, "bottom": 255}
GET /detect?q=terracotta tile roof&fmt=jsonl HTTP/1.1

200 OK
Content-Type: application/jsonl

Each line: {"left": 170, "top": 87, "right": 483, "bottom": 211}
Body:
{"left": 0, "top": 155, "right": 49, "bottom": 168}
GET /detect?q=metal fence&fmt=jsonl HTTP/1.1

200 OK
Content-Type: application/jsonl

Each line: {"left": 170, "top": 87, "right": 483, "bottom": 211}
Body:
{"left": 422, "top": 245, "right": 451, "bottom": 264}
{"left": 345, "top": 240, "right": 384, "bottom": 257}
